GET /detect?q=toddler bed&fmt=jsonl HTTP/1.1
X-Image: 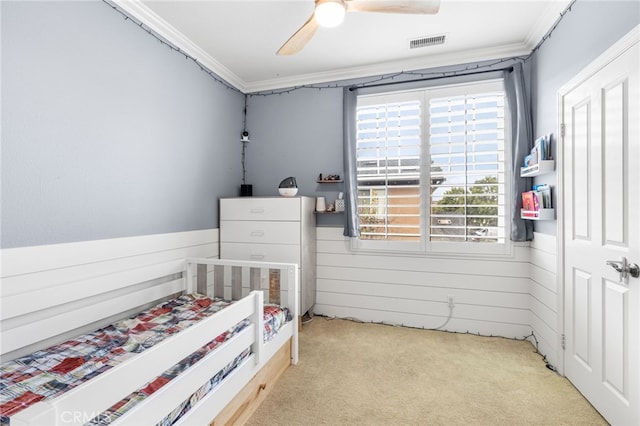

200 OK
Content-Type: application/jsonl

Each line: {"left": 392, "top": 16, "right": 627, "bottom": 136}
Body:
{"left": 1, "top": 256, "right": 299, "bottom": 425}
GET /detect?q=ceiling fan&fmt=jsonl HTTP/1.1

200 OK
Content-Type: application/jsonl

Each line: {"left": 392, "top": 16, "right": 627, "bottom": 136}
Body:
{"left": 277, "top": 0, "right": 441, "bottom": 55}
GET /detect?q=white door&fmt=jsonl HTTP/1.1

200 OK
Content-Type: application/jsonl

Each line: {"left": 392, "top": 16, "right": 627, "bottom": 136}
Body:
{"left": 562, "top": 30, "right": 639, "bottom": 425}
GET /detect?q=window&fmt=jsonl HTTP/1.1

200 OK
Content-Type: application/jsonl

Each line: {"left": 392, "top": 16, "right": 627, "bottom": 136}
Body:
{"left": 354, "top": 80, "right": 510, "bottom": 254}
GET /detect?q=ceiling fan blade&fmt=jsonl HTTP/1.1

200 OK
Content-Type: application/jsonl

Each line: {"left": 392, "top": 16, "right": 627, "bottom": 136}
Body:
{"left": 277, "top": 14, "right": 320, "bottom": 56}
{"left": 346, "top": 0, "right": 440, "bottom": 14}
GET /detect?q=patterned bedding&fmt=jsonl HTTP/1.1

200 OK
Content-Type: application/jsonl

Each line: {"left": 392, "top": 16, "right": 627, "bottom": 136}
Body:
{"left": 0, "top": 294, "right": 291, "bottom": 425}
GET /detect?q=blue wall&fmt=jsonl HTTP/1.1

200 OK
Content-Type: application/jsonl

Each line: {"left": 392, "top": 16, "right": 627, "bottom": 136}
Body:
{"left": 1, "top": 1, "right": 245, "bottom": 248}
{"left": 529, "top": 0, "right": 639, "bottom": 235}
{"left": 245, "top": 87, "right": 345, "bottom": 226}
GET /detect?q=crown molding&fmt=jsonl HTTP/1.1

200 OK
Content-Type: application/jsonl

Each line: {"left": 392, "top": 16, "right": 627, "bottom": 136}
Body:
{"left": 110, "top": 0, "right": 571, "bottom": 94}
{"left": 243, "top": 43, "right": 532, "bottom": 93}
{"left": 111, "top": 0, "right": 248, "bottom": 92}
{"left": 524, "top": 0, "right": 573, "bottom": 50}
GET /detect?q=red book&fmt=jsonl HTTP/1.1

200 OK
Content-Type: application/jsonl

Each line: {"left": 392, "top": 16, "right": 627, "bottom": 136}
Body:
{"left": 522, "top": 192, "right": 536, "bottom": 217}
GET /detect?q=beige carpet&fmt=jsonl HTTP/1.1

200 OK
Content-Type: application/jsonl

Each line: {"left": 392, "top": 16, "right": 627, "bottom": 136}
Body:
{"left": 245, "top": 317, "right": 607, "bottom": 426}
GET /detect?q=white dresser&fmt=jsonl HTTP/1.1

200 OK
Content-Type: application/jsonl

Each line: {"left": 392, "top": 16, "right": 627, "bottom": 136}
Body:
{"left": 219, "top": 197, "right": 316, "bottom": 315}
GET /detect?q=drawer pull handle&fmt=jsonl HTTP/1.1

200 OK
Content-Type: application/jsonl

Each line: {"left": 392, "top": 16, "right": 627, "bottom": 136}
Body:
{"left": 250, "top": 254, "right": 265, "bottom": 260}
{"left": 250, "top": 230, "right": 265, "bottom": 237}
{"left": 249, "top": 208, "right": 265, "bottom": 214}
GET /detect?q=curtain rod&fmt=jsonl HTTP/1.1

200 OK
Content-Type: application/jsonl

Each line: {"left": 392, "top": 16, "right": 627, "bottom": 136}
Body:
{"left": 349, "top": 66, "right": 514, "bottom": 91}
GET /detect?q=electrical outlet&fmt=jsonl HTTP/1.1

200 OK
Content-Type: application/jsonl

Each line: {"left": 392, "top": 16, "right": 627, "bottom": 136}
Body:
{"left": 447, "top": 295, "right": 455, "bottom": 309}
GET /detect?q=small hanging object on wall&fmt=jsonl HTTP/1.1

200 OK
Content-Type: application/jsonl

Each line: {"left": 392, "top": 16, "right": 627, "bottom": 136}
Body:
{"left": 278, "top": 177, "right": 298, "bottom": 197}
{"left": 240, "top": 94, "right": 252, "bottom": 197}
{"left": 240, "top": 130, "right": 252, "bottom": 197}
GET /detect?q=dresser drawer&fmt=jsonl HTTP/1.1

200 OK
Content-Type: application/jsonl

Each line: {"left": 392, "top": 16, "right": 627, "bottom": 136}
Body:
{"left": 220, "top": 198, "right": 301, "bottom": 221}
{"left": 220, "top": 221, "right": 300, "bottom": 245}
{"left": 220, "top": 242, "right": 301, "bottom": 264}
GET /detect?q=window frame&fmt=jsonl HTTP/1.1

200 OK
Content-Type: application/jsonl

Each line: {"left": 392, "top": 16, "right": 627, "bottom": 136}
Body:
{"left": 351, "top": 78, "right": 513, "bottom": 257}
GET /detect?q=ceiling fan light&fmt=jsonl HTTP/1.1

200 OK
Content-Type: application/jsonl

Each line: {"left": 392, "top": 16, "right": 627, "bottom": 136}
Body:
{"left": 314, "top": 1, "right": 346, "bottom": 28}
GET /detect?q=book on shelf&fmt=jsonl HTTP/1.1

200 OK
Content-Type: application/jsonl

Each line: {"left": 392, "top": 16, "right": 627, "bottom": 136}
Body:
{"left": 524, "top": 134, "right": 552, "bottom": 167}
{"left": 521, "top": 191, "right": 537, "bottom": 217}
{"left": 532, "top": 184, "right": 552, "bottom": 208}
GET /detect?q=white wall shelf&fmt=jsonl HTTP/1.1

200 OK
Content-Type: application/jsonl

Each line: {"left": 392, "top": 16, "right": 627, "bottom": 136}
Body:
{"left": 520, "top": 160, "right": 555, "bottom": 177}
{"left": 317, "top": 173, "right": 342, "bottom": 183}
{"left": 521, "top": 208, "right": 555, "bottom": 221}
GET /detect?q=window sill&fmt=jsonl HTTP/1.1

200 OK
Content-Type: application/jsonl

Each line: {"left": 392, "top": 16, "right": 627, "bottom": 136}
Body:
{"left": 349, "top": 239, "right": 515, "bottom": 260}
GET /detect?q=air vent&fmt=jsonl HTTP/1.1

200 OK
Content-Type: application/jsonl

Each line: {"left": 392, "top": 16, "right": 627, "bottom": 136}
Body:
{"left": 409, "top": 34, "right": 446, "bottom": 49}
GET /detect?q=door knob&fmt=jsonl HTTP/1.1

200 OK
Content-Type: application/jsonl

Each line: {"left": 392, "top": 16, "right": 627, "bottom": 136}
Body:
{"left": 629, "top": 262, "right": 640, "bottom": 278}
{"left": 606, "top": 257, "right": 640, "bottom": 284}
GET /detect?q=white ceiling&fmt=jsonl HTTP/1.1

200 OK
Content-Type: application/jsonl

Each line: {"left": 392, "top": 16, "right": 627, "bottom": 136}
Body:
{"left": 114, "top": 0, "right": 571, "bottom": 93}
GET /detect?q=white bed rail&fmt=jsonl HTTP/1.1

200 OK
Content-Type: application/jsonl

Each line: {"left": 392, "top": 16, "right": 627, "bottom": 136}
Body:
{"left": 185, "top": 257, "right": 300, "bottom": 364}
{"left": 11, "top": 291, "right": 263, "bottom": 426}
{"left": 6, "top": 257, "right": 300, "bottom": 425}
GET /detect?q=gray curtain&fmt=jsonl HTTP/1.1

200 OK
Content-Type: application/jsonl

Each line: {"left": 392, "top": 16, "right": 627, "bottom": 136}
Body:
{"left": 342, "top": 87, "right": 359, "bottom": 237}
{"left": 504, "top": 62, "right": 534, "bottom": 241}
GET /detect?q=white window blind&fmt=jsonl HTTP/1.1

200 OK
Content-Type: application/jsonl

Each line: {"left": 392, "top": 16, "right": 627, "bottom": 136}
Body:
{"left": 429, "top": 91, "right": 506, "bottom": 243}
{"left": 356, "top": 100, "right": 421, "bottom": 240}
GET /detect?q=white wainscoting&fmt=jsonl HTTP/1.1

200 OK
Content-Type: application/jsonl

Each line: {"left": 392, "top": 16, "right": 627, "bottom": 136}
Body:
{"left": 2, "top": 228, "right": 561, "bottom": 363}
{"left": 1, "top": 229, "right": 218, "bottom": 360}
{"left": 529, "top": 231, "right": 559, "bottom": 368}
{"left": 314, "top": 228, "right": 533, "bottom": 339}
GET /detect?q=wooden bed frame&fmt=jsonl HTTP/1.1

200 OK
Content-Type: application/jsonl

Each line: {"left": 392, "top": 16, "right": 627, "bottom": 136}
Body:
{"left": 1, "top": 236, "right": 299, "bottom": 425}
